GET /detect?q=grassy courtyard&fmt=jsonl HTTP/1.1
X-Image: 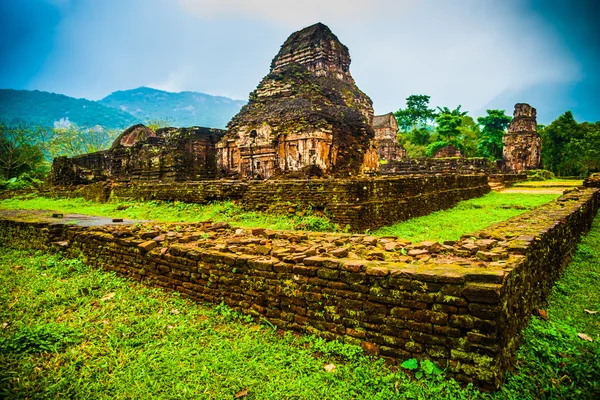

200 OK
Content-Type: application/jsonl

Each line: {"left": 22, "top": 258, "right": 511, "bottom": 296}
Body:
{"left": 1, "top": 191, "right": 559, "bottom": 242}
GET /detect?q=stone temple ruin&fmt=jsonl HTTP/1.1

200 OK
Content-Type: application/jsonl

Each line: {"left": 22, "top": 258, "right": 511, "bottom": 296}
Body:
{"left": 28, "top": 23, "right": 591, "bottom": 390}
{"left": 48, "top": 23, "right": 540, "bottom": 188}
{"left": 51, "top": 23, "right": 408, "bottom": 184}
{"left": 51, "top": 124, "right": 226, "bottom": 186}
{"left": 373, "top": 112, "right": 406, "bottom": 161}
{"left": 433, "top": 143, "right": 462, "bottom": 159}
{"left": 218, "top": 23, "right": 379, "bottom": 179}
{"left": 502, "top": 103, "right": 541, "bottom": 172}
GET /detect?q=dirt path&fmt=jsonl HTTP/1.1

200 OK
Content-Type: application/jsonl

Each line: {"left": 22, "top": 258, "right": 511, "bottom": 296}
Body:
{"left": 0, "top": 209, "right": 145, "bottom": 227}
{"left": 501, "top": 180, "right": 582, "bottom": 194}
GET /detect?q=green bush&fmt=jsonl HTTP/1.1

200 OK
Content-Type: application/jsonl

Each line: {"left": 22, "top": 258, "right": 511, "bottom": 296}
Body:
{"left": 425, "top": 141, "right": 449, "bottom": 157}
{"left": 527, "top": 169, "right": 555, "bottom": 181}
{"left": 0, "top": 173, "right": 43, "bottom": 191}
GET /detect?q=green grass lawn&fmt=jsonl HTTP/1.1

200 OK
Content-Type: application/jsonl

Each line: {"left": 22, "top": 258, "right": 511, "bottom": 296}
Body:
{"left": 373, "top": 192, "right": 559, "bottom": 242}
{"left": 1, "top": 215, "right": 599, "bottom": 399}
{"left": 0, "top": 195, "right": 338, "bottom": 232}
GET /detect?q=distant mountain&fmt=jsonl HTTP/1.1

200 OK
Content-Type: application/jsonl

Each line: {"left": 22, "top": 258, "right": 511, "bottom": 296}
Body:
{"left": 99, "top": 87, "right": 246, "bottom": 129}
{"left": 0, "top": 87, "right": 247, "bottom": 130}
{"left": 0, "top": 88, "right": 140, "bottom": 129}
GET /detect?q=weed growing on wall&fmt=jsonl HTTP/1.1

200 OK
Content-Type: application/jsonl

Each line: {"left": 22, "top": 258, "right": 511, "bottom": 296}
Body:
{"left": 374, "top": 191, "right": 559, "bottom": 242}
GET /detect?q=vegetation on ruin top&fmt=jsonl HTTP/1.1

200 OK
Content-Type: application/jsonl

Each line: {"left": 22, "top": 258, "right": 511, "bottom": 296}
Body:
{"left": 0, "top": 195, "right": 339, "bottom": 232}
{"left": 373, "top": 192, "right": 559, "bottom": 242}
{"left": 1, "top": 216, "right": 599, "bottom": 398}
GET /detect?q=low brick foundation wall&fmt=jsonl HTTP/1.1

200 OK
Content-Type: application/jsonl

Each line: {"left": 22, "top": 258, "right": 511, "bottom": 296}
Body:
{"left": 379, "top": 158, "right": 493, "bottom": 175}
{"left": 42, "top": 174, "right": 490, "bottom": 232}
{"left": 584, "top": 173, "right": 600, "bottom": 188}
{"left": 1, "top": 187, "right": 598, "bottom": 389}
{"left": 488, "top": 173, "right": 528, "bottom": 187}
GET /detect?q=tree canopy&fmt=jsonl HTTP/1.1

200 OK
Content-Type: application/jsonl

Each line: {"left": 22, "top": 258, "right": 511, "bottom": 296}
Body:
{"left": 0, "top": 122, "right": 48, "bottom": 179}
{"left": 435, "top": 106, "right": 467, "bottom": 142}
{"left": 540, "top": 112, "right": 600, "bottom": 176}
{"left": 394, "top": 95, "right": 436, "bottom": 132}
{"left": 477, "top": 110, "right": 512, "bottom": 160}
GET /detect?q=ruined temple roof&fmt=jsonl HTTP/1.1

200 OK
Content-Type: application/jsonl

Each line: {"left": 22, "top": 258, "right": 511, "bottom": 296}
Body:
{"left": 507, "top": 103, "right": 538, "bottom": 135}
{"left": 269, "top": 22, "right": 353, "bottom": 83}
{"left": 373, "top": 113, "right": 397, "bottom": 129}
{"left": 433, "top": 143, "right": 462, "bottom": 158}
{"left": 111, "top": 124, "right": 156, "bottom": 149}
{"left": 274, "top": 22, "right": 348, "bottom": 59}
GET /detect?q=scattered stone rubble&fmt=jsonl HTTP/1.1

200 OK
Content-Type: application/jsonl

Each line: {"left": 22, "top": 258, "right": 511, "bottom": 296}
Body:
{"left": 93, "top": 220, "right": 517, "bottom": 269}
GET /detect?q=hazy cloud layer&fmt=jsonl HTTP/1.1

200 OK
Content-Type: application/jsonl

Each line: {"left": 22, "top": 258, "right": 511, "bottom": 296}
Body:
{"left": 1, "top": 0, "right": 595, "bottom": 122}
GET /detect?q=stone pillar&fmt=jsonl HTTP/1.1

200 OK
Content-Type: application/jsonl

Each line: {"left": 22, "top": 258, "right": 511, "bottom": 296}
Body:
{"left": 502, "top": 103, "right": 541, "bottom": 172}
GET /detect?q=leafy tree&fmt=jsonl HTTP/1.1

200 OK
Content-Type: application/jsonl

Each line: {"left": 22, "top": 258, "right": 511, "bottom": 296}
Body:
{"left": 477, "top": 109, "right": 511, "bottom": 160}
{"left": 406, "top": 128, "right": 431, "bottom": 146}
{"left": 541, "top": 112, "right": 599, "bottom": 176}
{"left": 403, "top": 142, "right": 427, "bottom": 158}
{"left": 457, "top": 116, "right": 480, "bottom": 157}
{"left": 394, "top": 95, "right": 436, "bottom": 132}
{"left": 0, "top": 121, "right": 48, "bottom": 179}
{"left": 576, "top": 122, "right": 600, "bottom": 175}
{"left": 396, "top": 134, "right": 427, "bottom": 158}
{"left": 540, "top": 111, "right": 581, "bottom": 175}
{"left": 48, "top": 126, "right": 120, "bottom": 158}
{"left": 435, "top": 106, "right": 466, "bottom": 142}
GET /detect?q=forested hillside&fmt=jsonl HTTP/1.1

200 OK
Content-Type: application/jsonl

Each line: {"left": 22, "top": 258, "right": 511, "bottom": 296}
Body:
{"left": 99, "top": 87, "right": 245, "bottom": 129}
{"left": 0, "top": 89, "right": 140, "bottom": 129}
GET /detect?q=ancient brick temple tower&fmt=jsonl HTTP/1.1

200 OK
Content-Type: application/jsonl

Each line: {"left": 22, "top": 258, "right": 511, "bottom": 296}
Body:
{"left": 217, "top": 22, "right": 378, "bottom": 179}
{"left": 373, "top": 113, "right": 406, "bottom": 161}
{"left": 502, "top": 103, "right": 541, "bottom": 172}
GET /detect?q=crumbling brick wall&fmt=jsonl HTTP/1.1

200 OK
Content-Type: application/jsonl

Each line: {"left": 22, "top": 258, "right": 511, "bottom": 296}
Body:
{"left": 48, "top": 125, "right": 226, "bottom": 185}
{"left": 43, "top": 174, "right": 490, "bottom": 232}
{"left": 380, "top": 158, "right": 493, "bottom": 175}
{"left": 1, "top": 188, "right": 597, "bottom": 389}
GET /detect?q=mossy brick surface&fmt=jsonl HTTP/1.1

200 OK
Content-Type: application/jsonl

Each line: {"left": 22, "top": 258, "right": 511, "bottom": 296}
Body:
{"left": 42, "top": 174, "right": 490, "bottom": 232}
{"left": 1, "top": 187, "right": 597, "bottom": 389}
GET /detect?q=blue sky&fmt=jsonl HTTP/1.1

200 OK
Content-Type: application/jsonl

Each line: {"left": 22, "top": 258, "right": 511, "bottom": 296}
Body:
{"left": 1, "top": 0, "right": 598, "bottom": 124}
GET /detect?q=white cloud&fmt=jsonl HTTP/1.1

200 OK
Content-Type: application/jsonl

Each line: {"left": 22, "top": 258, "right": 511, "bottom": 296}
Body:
{"left": 176, "top": 0, "right": 580, "bottom": 115}
{"left": 177, "top": 0, "right": 403, "bottom": 25}
{"left": 25, "top": 0, "right": 582, "bottom": 119}
{"left": 148, "top": 67, "right": 194, "bottom": 93}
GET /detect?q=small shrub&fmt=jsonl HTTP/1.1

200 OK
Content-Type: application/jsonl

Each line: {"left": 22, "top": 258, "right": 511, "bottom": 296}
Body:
{"left": 304, "top": 336, "right": 364, "bottom": 362}
{"left": 0, "top": 323, "right": 79, "bottom": 354}
{"left": 527, "top": 169, "right": 555, "bottom": 181}
{"left": 0, "top": 173, "right": 43, "bottom": 192}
